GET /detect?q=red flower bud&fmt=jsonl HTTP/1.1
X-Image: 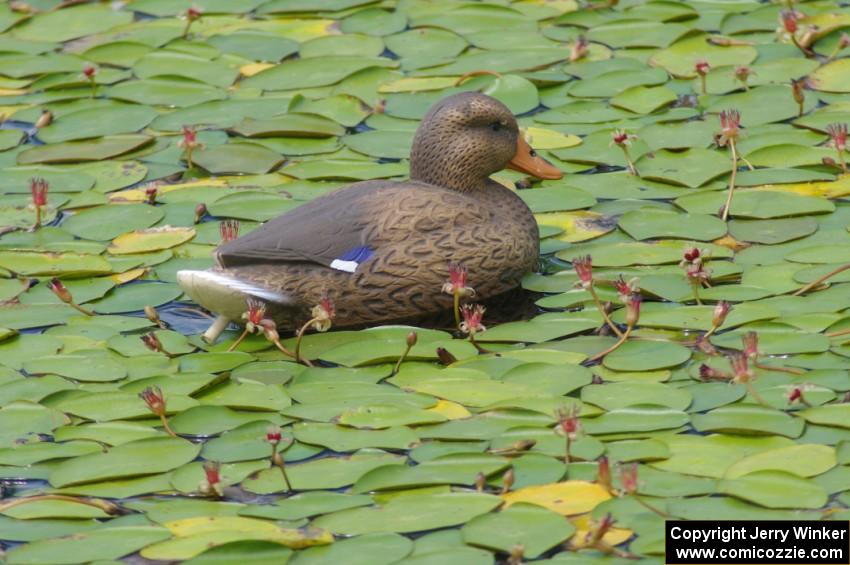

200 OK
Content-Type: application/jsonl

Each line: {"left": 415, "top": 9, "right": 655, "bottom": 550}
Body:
{"left": 46, "top": 278, "right": 71, "bottom": 304}
{"left": 30, "top": 177, "right": 48, "bottom": 207}
{"left": 572, "top": 255, "right": 593, "bottom": 288}
{"left": 139, "top": 386, "right": 166, "bottom": 417}
{"left": 712, "top": 301, "right": 731, "bottom": 327}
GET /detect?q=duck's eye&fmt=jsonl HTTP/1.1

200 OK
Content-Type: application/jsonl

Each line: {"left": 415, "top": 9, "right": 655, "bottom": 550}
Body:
{"left": 490, "top": 122, "right": 503, "bottom": 132}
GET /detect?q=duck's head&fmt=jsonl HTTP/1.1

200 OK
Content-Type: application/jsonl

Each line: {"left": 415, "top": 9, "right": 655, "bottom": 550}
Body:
{"left": 409, "top": 92, "right": 562, "bottom": 192}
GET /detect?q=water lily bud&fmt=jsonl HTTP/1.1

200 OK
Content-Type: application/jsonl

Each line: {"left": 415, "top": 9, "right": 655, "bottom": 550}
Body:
{"left": 436, "top": 347, "right": 456, "bottom": 365}
{"left": 625, "top": 294, "right": 641, "bottom": 327}
{"left": 145, "top": 186, "right": 158, "bottom": 205}
{"left": 507, "top": 545, "right": 525, "bottom": 565}
{"left": 406, "top": 331, "right": 418, "bottom": 348}
{"left": 699, "top": 364, "right": 727, "bottom": 381}
{"left": 712, "top": 301, "right": 731, "bottom": 327}
{"left": 501, "top": 467, "right": 515, "bottom": 493}
{"left": 144, "top": 305, "right": 162, "bottom": 326}
{"left": 140, "top": 332, "right": 163, "bottom": 354}
{"left": 787, "top": 386, "right": 804, "bottom": 405}
{"left": 572, "top": 255, "right": 593, "bottom": 288}
{"left": 474, "top": 471, "right": 486, "bottom": 492}
{"left": 46, "top": 278, "right": 72, "bottom": 304}
{"left": 823, "top": 156, "right": 838, "bottom": 167}
{"left": 791, "top": 78, "right": 806, "bottom": 105}
{"left": 194, "top": 202, "right": 207, "bottom": 224}
{"left": 597, "top": 456, "right": 612, "bottom": 491}
{"left": 619, "top": 463, "right": 639, "bottom": 494}
{"left": 266, "top": 425, "right": 282, "bottom": 446}
{"left": 35, "top": 109, "right": 52, "bottom": 128}
{"left": 513, "top": 439, "right": 536, "bottom": 451}
{"left": 742, "top": 331, "right": 759, "bottom": 359}
{"left": 10, "top": 2, "right": 34, "bottom": 13}
{"left": 139, "top": 386, "right": 166, "bottom": 417}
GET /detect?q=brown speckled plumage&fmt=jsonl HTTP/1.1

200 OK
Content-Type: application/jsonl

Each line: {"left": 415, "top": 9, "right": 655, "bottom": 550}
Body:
{"left": 183, "top": 93, "right": 561, "bottom": 331}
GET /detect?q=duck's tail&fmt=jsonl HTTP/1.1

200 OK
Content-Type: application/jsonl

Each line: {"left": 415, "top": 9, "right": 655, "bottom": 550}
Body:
{"left": 177, "top": 270, "right": 294, "bottom": 342}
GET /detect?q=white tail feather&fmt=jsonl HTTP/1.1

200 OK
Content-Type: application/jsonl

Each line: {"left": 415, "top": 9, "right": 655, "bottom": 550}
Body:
{"left": 177, "top": 270, "right": 292, "bottom": 304}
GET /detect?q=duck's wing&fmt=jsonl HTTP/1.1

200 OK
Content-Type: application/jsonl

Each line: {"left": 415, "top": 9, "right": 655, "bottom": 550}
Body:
{"left": 215, "top": 181, "right": 396, "bottom": 270}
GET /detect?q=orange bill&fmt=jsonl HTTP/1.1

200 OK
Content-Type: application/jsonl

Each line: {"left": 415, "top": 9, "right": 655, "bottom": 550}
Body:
{"left": 507, "top": 135, "right": 563, "bottom": 180}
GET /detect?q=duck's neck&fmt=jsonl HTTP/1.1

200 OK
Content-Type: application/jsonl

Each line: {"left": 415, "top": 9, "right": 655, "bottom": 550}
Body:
{"left": 410, "top": 166, "right": 486, "bottom": 192}
{"left": 409, "top": 146, "right": 493, "bottom": 193}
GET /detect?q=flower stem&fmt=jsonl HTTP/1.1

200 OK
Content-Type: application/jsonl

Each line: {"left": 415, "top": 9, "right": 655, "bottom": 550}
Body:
{"left": 703, "top": 323, "right": 720, "bottom": 339}
{"left": 159, "top": 414, "right": 177, "bottom": 438}
{"left": 754, "top": 361, "right": 804, "bottom": 376}
{"left": 837, "top": 148, "right": 847, "bottom": 173}
{"left": 271, "top": 337, "right": 297, "bottom": 360}
{"left": 631, "top": 493, "right": 669, "bottom": 518}
{"left": 744, "top": 380, "right": 770, "bottom": 407}
{"left": 621, "top": 146, "right": 638, "bottom": 176}
{"left": 453, "top": 290, "right": 461, "bottom": 330}
{"left": 721, "top": 138, "right": 738, "bottom": 221}
{"left": 294, "top": 319, "right": 318, "bottom": 367}
{"left": 588, "top": 283, "right": 623, "bottom": 337}
{"left": 227, "top": 328, "right": 249, "bottom": 352}
{"left": 792, "top": 263, "right": 850, "bottom": 296}
{"left": 33, "top": 205, "right": 41, "bottom": 230}
{"left": 272, "top": 447, "right": 292, "bottom": 492}
{"left": 469, "top": 333, "right": 496, "bottom": 355}
{"left": 70, "top": 302, "right": 95, "bottom": 317}
{"left": 185, "top": 148, "right": 194, "bottom": 169}
{"left": 588, "top": 324, "right": 633, "bottom": 363}
{"left": 564, "top": 434, "right": 572, "bottom": 465}
{"left": 690, "top": 280, "right": 702, "bottom": 305}
{"left": 699, "top": 75, "right": 706, "bottom": 95}
{"left": 393, "top": 342, "right": 414, "bottom": 375}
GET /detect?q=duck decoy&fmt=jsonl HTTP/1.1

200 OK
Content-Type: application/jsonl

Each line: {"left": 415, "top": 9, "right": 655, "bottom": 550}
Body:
{"left": 178, "top": 92, "right": 563, "bottom": 341}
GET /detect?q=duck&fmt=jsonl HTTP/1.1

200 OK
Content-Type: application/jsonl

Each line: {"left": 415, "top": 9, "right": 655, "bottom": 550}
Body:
{"left": 177, "top": 92, "right": 562, "bottom": 341}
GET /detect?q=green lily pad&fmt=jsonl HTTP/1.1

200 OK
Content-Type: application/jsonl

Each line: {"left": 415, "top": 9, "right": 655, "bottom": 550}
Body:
{"left": 461, "top": 503, "right": 575, "bottom": 559}
{"left": 193, "top": 143, "right": 284, "bottom": 175}
{"left": 18, "top": 135, "right": 153, "bottom": 165}
{"left": 5, "top": 526, "right": 171, "bottom": 565}
{"left": 636, "top": 148, "right": 731, "bottom": 188}
{"left": 312, "top": 491, "right": 502, "bottom": 535}
{"left": 50, "top": 436, "right": 201, "bottom": 487}
{"left": 603, "top": 340, "right": 692, "bottom": 371}
{"left": 619, "top": 208, "right": 727, "bottom": 241}
{"left": 692, "top": 405, "right": 805, "bottom": 438}
{"left": 719, "top": 470, "right": 828, "bottom": 509}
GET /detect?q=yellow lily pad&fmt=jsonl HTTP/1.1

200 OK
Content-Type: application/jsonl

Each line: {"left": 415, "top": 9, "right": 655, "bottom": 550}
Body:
{"left": 240, "top": 62, "right": 275, "bottom": 77}
{"left": 810, "top": 58, "right": 850, "bottom": 93}
{"left": 749, "top": 175, "right": 850, "bottom": 199}
{"left": 502, "top": 480, "right": 612, "bottom": 515}
{"left": 166, "top": 516, "right": 281, "bottom": 537}
{"left": 569, "top": 513, "right": 633, "bottom": 549}
{"left": 109, "top": 267, "right": 147, "bottom": 284}
{"left": 379, "top": 77, "right": 459, "bottom": 93}
{"left": 524, "top": 127, "right": 582, "bottom": 150}
{"left": 425, "top": 399, "right": 472, "bottom": 420}
{"left": 109, "top": 227, "right": 196, "bottom": 255}
{"left": 141, "top": 526, "right": 333, "bottom": 561}
{"left": 535, "top": 211, "right": 615, "bottom": 243}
